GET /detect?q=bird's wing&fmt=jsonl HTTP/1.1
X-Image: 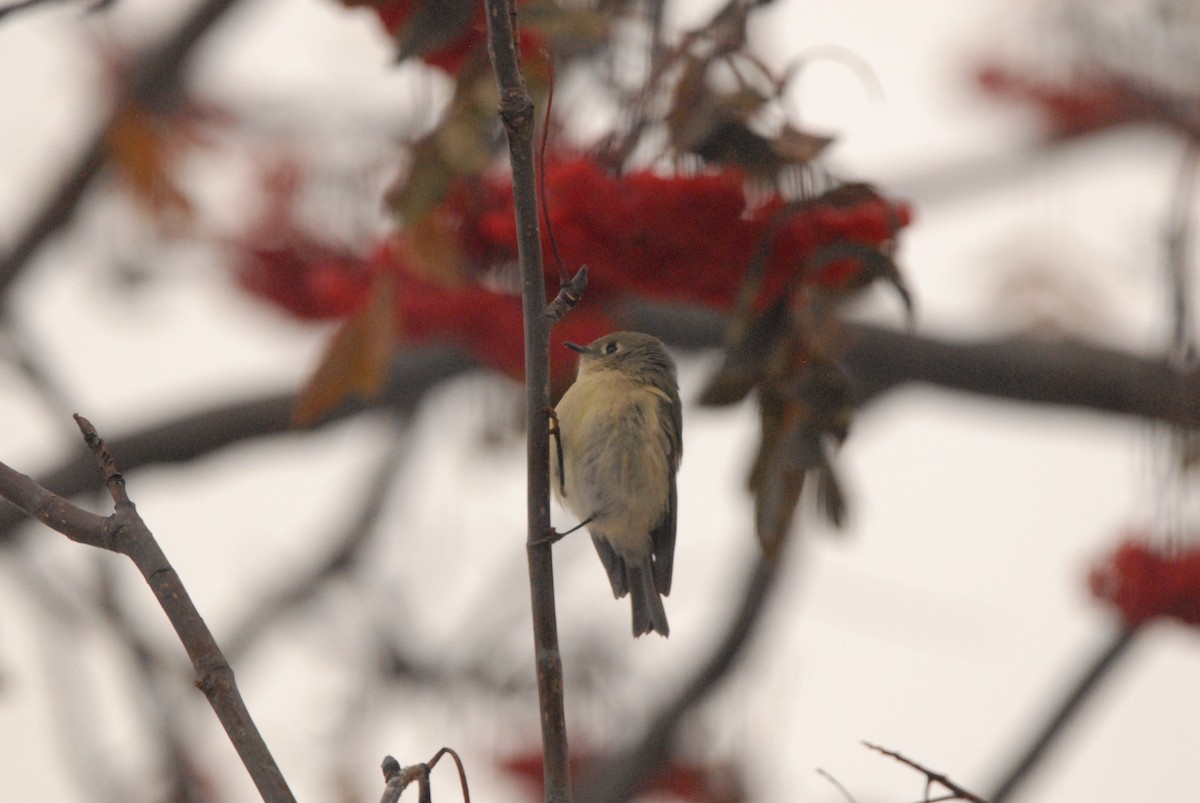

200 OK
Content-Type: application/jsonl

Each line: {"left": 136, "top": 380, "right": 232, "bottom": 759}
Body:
{"left": 651, "top": 475, "right": 676, "bottom": 595}
{"left": 590, "top": 532, "right": 628, "bottom": 597}
{"left": 651, "top": 379, "right": 681, "bottom": 594}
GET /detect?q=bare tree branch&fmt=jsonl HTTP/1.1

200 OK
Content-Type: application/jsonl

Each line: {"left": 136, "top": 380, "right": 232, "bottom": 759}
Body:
{"left": 620, "top": 302, "right": 1200, "bottom": 425}
{"left": 379, "top": 748, "right": 470, "bottom": 803}
{"left": 6, "top": 318, "right": 1198, "bottom": 548}
{"left": 864, "top": 742, "right": 990, "bottom": 803}
{"left": 0, "top": 415, "right": 296, "bottom": 802}
{"left": 94, "top": 559, "right": 212, "bottom": 803}
{"left": 484, "top": 0, "right": 572, "bottom": 800}
{"left": 0, "top": 0, "right": 66, "bottom": 21}
{"left": 841, "top": 322, "right": 1200, "bottom": 424}
{"left": 0, "top": 345, "right": 474, "bottom": 543}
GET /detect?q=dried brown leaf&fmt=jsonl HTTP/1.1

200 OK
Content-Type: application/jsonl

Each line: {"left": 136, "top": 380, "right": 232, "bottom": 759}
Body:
{"left": 293, "top": 276, "right": 395, "bottom": 426}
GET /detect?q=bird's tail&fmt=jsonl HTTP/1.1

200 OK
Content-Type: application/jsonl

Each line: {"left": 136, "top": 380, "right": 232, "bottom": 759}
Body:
{"left": 628, "top": 561, "right": 669, "bottom": 637}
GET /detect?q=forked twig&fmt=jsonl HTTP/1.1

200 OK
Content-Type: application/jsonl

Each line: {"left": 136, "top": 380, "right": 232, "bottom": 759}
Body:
{"left": 0, "top": 415, "right": 295, "bottom": 802}
{"left": 379, "top": 747, "right": 470, "bottom": 803}
{"left": 865, "top": 742, "right": 989, "bottom": 803}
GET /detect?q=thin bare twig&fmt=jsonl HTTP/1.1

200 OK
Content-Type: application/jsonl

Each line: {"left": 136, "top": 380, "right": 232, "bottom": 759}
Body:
{"left": 815, "top": 768, "right": 859, "bottom": 803}
{"left": 5, "top": 318, "right": 1200, "bottom": 549}
{"left": 0, "top": 415, "right": 295, "bottom": 802}
{"left": 7, "top": 560, "right": 133, "bottom": 801}
{"left": 428, "top": 747, "right": 471, "bottom": 803}
{"left": 484, "top": 1, "right": 572, "bottom": 800}
{"left": 0, "top": 0, "right": 78, "bottom": 24}
{"left": 838, "top": 322, "right": 1200, "bottom": 424}
{"left": 380, "top": 755, "right": 408, "bottom": 803}
{"left": 864, "top": 742, "right": 990, "bottom": 803}
{"left": 379, "top": 748, "right": 470, "bottom": 803}
{"left": 4, "top": 307, "right": 1198, "bottom": 553}
{"left": 7, "top": 320, "right": 1200, "bottom": 547}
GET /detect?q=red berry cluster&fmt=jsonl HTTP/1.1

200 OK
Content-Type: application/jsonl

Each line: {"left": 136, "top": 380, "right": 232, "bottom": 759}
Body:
{"left": 1090, "top": 537, "right": 1200, "bottom": 627}
{"left": 976, "top": 64, "right": 1159, "bottom": 139}
{"left": 234, "top": 155, "right": 912, "bottom": 385}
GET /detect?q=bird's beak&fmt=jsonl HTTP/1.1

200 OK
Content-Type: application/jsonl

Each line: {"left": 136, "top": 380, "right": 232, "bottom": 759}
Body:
{"left": 564, "top": 342, "right": 589, "bottom": 354}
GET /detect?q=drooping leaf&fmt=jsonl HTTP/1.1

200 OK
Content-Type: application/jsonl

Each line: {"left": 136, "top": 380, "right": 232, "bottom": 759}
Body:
{"left": 106, "top": 102, "right": 194, "bottom": 222}
{"left": 398, "top": 214, "right": 468, "bottom": 286}
{"left": 772, "top": 123, "right": 834, "bottom": 164}
{"left": 698, "top": 296, "right": 788, "bottom": 406}
{"left": 293, "top": 275, "right": 396, "bottom": 426}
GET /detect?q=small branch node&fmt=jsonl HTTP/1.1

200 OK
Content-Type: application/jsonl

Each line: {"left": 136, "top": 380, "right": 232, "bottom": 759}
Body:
{"left": 863, "top": 742, "right": 990, "bottom": 803}
{"left": 545, "top": 265, "right": 589, "bottom": 324}
{"left": 73, "top": 413, "right": 131, "bottom": 505}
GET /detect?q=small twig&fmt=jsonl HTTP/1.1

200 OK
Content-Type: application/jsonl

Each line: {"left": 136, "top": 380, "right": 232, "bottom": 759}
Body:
{"left": 379, "top": 749, "right": 470, "bottom": 803}
{"left": 988, "top": 627, "right": 1140, "bottom": 802}
{"left": 0, "top": 416, "right": 295, "bottom": 802}
{"left": 864, "top": 742, "right": 990, "bottom": 803}
{"left": 7, "top": 323, "right": 1200, "bottom": 547}
{"left": 9, "top": 561, "right": 132, "bottom": 801}
{"left": 380, "top": 755, "right": 409, "bottom": 803}
{"left": 0, "top": 317, "right": 77, "bottom": 432}
{"left": 427, "top": 747, "right": 471, "bottom": 803}
{"left": 815, "top": 768, "right": 859, "bottom": 803}
{"left": 537, "top": 53, "right": 567, "bottom": 285}
{"left": 544, "top": 265, "right": 588, "bottom": 324}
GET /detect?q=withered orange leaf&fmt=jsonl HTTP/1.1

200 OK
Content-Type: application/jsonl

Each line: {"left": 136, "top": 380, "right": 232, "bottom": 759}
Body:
{"left": 751, "top": 405, "right": 807, "bottom": 560}
{"left": 398, "top": 214, "right": 468, "bottom": 286}
{"left": 106, "top": 102, "right": 193, "bottom": 221}
{"left": 293, "top": 275, "right": 396, "bottom": 426}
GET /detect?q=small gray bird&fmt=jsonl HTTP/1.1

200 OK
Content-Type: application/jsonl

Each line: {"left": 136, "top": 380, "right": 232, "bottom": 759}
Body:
{"left": 552, "top": 331, "right": 682, "bottom": 637}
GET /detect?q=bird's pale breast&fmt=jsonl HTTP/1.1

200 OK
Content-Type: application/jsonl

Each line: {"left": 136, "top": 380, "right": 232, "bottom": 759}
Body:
{"left": 554, "top": 372, "right": 673, "bottom": 558}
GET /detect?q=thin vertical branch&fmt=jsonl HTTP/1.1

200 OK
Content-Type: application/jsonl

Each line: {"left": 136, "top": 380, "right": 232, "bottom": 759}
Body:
{"left": 483, "top": 2, "right": 572, "bottom": 802}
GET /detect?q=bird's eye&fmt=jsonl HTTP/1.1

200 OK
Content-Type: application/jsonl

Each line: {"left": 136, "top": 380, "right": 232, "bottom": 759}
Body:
{"left": 604, "top": 341, "right": 619, "bottom": 355}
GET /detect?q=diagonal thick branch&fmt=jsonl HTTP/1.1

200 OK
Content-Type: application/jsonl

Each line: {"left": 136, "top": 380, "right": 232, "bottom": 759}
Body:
{"left": 0, "top": 415, "right": 295, "bottom": 802}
